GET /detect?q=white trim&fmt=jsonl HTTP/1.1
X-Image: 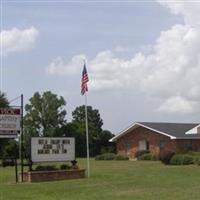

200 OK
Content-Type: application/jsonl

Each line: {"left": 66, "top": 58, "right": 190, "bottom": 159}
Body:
{"left": 109, "top": 123, "right": 139, "bottom": 142}
{"left": 173, "top": 137, "right": 200, "bottom": 140}
{"left": 109, "top": 122, "right": 176, "bottom": 142}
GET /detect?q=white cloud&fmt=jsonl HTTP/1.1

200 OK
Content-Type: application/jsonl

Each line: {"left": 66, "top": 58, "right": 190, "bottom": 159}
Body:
{"left": 0, "top": 26, "right": 39, "bottom": 56}
{"left": 157, "top": 1, "right": 200, "bottom": 26}
{"left": 158, "top": 96, "right": 196, "bottom": 114}
{"left": 46, "top": 1, "right": 200, "bottom": 114}
{"left": 46, "top": 54, "right": 86, "bottom": 75}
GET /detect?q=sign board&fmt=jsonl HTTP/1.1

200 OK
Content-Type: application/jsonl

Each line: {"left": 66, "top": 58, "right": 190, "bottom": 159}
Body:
{"left": 0, "top": 108, "right": 21, "bottom": 138}
{"left": 31, "top": 137, "right": 75, "bottom": 162}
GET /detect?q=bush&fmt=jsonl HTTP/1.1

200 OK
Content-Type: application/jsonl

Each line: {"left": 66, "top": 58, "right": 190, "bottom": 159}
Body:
{"left": 95, "top": 153, "right": 116, "bottom": 160}
{"left": 170, "top": 154, "right": 194, "bottom": 165}
{"left": 195, "top": 158, "right": 200, "bottom": 165}
{"left": 35, "top": 165, "right": 58, "bottom": 171}
{"left": 115, "top": 155, "right": 129, "bottom": 160}
{"left": 60, "top": 164, "right": 71, "bottom": 170}
{"left": 160, "top": 152, "right": 175, "bottom": 165}
{"left": 188, "top": 151, "right": 200, "bottom": 165}
{"left": 135, "top": 150, "right": 149, "bottom": 158}
{"left": 138, "top": 153, "right": 158, "bottom": 161}
{"left": 95, "top": 154, "right": 104, "bottom": 160}
{"left": 2, "top": 158, "right": 15, "bottom": 167}
{"left": 188, "top": 151, "right": 200, "bottom": 156}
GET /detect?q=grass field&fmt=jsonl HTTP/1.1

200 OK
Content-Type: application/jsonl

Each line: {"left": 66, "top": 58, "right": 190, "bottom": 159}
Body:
{"left": 0, "top": 159, "right": 200, "bottom": 200}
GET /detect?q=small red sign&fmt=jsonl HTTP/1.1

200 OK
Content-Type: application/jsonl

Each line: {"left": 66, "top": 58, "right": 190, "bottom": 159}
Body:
{"left": 0, "top": 108, "right": 21, "bottom": 115}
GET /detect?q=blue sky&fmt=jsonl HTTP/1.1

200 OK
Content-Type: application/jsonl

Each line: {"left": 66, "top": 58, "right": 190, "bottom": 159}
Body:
{"left": 1, "top": 1, "right": 200, "bottom": 133}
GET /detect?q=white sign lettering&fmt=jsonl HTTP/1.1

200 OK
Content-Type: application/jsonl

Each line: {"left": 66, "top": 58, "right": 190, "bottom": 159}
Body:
{"left": 31, "top": 137, "right": 75, "bottom": 162}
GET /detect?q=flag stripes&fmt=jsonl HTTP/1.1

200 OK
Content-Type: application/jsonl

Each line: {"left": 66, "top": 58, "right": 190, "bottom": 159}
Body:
{"left": 81, "top": 64, "right": 89, "bottom": 95}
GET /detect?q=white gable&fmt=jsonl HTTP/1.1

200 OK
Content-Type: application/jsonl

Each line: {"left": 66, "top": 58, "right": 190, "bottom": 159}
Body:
{"left": 185, "top": 124, "right": 200, "bottom": 134}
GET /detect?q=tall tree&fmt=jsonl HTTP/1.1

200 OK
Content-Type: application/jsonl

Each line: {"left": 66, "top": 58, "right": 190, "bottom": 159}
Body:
{"left": 72, "top": 105, "right": 103, "bottom": 137}
{"left": 24, "top": 91, "right": 67, "bottom": 137}
{"left": 24, "top": 91, "right": 67, "bottom": 158}
{"left": 70, "top": 105, "right": 114, "bottom": 156}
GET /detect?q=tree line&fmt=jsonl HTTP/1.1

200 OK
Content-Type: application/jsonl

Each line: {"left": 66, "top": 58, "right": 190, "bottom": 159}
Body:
{"left": 0, "top": 91, "right": 115, "bottom": 159}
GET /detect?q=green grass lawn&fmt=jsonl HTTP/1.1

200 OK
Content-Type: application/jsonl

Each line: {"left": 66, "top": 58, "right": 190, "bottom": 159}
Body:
{"left": 0, "top": 159, "right": 200, "bottom": 200}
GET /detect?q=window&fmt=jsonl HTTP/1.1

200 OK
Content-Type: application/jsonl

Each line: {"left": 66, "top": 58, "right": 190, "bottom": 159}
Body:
{"left": 139, "top": 140, "right": 148, "bottom": 151}
{"left": 124, "top": 143, "right": 131, "bottom": 156}
{"left": 185, "top": 141, "right": 192, "bottom": 150}
{"left": 160, "top": 141, "right": 165, "bottom": 150}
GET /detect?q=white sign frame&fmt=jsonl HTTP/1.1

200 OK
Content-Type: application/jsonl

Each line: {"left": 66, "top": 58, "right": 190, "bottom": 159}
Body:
{"left": 31, "top": 137, "right": 75, "bottom": 162}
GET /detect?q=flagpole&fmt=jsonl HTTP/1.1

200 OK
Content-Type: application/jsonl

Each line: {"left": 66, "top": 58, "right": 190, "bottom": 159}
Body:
{"left": 82, "top": 59, "right": 90, "bottom": 178}
{"left": 84, "top": 87, "right": 90, "bottom": 178}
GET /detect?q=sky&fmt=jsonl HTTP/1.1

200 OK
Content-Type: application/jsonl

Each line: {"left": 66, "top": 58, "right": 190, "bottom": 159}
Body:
{"left": 1, "top": 0, "right": 200, "bottom": 134}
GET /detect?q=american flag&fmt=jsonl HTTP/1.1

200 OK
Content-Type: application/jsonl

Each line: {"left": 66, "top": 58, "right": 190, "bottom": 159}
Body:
{"left": 81, "top": 63, "right": 89, "bottom": 95}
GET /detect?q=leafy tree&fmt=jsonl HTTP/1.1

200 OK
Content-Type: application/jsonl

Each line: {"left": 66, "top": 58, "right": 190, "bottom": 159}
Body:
{"left": 0, "top": 92, "right": 9, "bottom": 107}
{"left": 24, "top": 91, "right": 67, "bottom": 158}
{"left": 60, "top": 122, "right": 86, "bottom": 157}
{"left": 70, "top": 105, "right": 114, "bottom": 156}
{"left": 0, "top": 92, "right": 10, "bottom": 158}
{"left": 97, "top": 130, "right": 115, "bottom": 154}
{"left": 24, "top": 91, "right": 67, "bottom": 137}
{"left": 2, "top": 140, "right": 19, "bottom": 159}
{"left": 72, "top": 105, "right": 103, "bottom": 136}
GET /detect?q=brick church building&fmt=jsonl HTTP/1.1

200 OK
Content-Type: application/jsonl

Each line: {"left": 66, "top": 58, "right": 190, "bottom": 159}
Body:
{"left": 110, "top": 122, "right": 200, "bottom": 159}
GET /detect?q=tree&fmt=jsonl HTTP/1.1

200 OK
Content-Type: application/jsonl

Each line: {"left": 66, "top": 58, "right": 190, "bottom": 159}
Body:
{"left": 24, "top": 91, "right": 67, "bottom": 137}
{"left": 2, "top": 140, "right": 19, "bottom": 159}
{"left": 0, "top": 92, "right": 9, "bottom": 157}
{"left": 72, "top": 105, "right": 103, "bottom": 137}
{"left": 70, "top": 105, "right": 114, "bottom": 156}
{"left": 96, "top": 130, "right": 115, "bottom": 154}
{"left": 0, "top": 92, "right": 9, "bottom": 107}
{"left": 24, "top": 91, "right": 67, "bottom": 158}
{"left": 60, "top": 122, "right": 86, "bottom": 157}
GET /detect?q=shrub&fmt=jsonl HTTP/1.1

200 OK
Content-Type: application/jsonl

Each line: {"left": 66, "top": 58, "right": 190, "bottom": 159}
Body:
{"left": 135, "top": 150, "right": 149, "bottom": 158}
{"left": 188, "top": 151, "right": 200, "bottom": 165}
{"left": 138, "top": 153, "right": 158, "bottom": 161}
{"left": 160, "top": 152, "right": 175, "bottom": 165}
{"left": 188, "top": 151, "right": 200, "bottom": 156}
{"left": 95, "top": 153, "right": 116, "bottom": 160}
{"left": 170, "top": 154, "right": 194, "bottom": 165}
{"left": 195, "top": 158, "right": 200, "bottom": 165}
{"left": 35, "top": 165, "right": 58, "bottom": 171}
{"left": 2, "top": 158, "right": 15, "bottom": 167}
{"left": 115, "top": 155, "right": 129, "bottom": 160}
{"left": 60, "top": 164, "right": 71, "bottom": 170}
{"left": 71, "top": 160, "right": 77, "bottom": 166}
{"left": 192, "top": 156, "right": 200, "bottom": 165}
{"left": 95, "top": 153, "right": 130, "bottom": 161}
{"left": 95, "top": 154, "right": 104, "bottom": 160}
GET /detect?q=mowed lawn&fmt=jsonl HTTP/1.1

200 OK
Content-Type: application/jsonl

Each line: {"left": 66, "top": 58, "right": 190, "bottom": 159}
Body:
{"left": 0, "top": 159, "right": 200, "bottom": 200}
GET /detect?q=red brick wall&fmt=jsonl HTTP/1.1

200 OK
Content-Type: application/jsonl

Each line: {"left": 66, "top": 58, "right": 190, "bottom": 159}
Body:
{"left": 175, "top": 139, "right": 200, "bottom": 153}
{"left": 116, "top": 126, "right": 200, "bottom": 159}
{"left": 21, "top": 169, "right": 85, "bottom": 182}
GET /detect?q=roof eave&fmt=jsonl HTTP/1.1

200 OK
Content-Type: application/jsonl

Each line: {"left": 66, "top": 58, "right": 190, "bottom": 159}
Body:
{"left": 109, "top": 123, "right": 140, "bottom": 142}
{"left": 172, "top": 137, "right": 200, "bottom": 140}
{"left": 109, "top": 122, "right": 176, "bottom": 142}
